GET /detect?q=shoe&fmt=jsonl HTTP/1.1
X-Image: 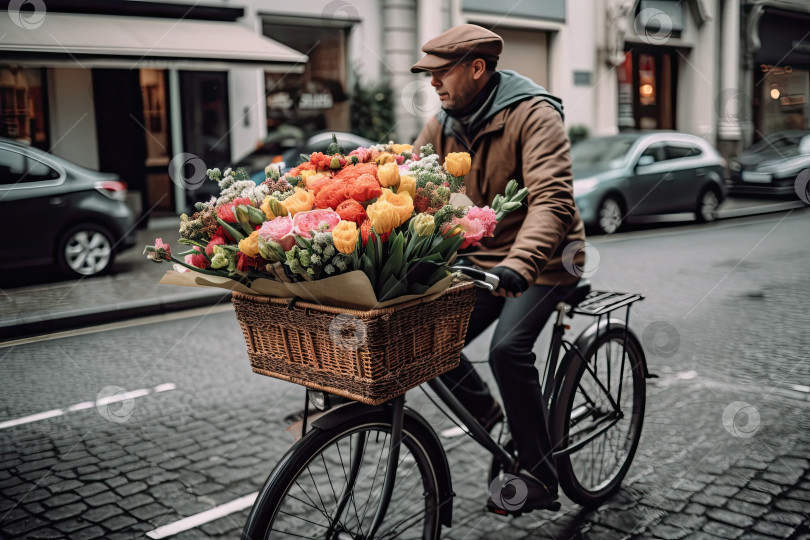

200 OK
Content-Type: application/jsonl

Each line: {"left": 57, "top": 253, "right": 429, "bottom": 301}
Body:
{"left": 478, "top": 401, "right": 504, "bottom": 433}
{"left": 486, "top": 470, "right": 560, "bottom": 516}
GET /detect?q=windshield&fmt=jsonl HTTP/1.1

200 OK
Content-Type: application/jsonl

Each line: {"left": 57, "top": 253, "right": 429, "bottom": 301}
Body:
{"left": 747, "top": 132, "right": 808, "bottom": 157}
{"left": 571, "top": 137, "right": 636, "bottom": 170}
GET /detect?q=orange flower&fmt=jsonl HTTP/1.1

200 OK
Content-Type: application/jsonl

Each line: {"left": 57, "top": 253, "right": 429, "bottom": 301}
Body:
{"left": 332, "top": 220, "right": 359, "bottom": 254}
{"left": 282, "top": 187, "right": 315, "bottom": 215}
{"left": 336, "top": 199, "right": 367, "bottom": 225}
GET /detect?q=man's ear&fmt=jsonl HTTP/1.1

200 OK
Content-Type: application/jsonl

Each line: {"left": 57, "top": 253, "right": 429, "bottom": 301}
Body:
{"left": 471, "top": 58, "right": 487, "bottom": 80}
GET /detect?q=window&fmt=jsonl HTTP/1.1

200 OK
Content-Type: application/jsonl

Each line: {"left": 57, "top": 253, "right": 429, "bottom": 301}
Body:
{"left": 665, "top": 145, "right": 702, "bottom": 159}
{"left": 0, "top": 147, "right": 59, "bottom": 184}
{"left": 640, "top": 143, "right": 666, "bottom": 163}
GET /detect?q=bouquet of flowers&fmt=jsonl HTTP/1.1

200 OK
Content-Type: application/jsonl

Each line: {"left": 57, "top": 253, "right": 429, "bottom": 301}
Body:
{"left": 145, "top": 136, "right": 527, "bottom": 305}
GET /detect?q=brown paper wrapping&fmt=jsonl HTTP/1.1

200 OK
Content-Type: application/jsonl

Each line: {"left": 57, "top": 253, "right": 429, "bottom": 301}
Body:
{"left": 159, "top": 269, "right": 456, "bottom": 310}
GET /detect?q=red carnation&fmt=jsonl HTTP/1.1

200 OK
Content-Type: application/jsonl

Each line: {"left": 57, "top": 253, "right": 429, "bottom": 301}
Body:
{"left": 236, "top": 253, "right": 261, "bottom": 272}
{"left": 205, "top": 236, "right": 226, "bottom": 256}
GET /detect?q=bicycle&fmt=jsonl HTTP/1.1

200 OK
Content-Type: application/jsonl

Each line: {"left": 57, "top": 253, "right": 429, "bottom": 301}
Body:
{"left": 242, "top": 266, "right": 652, "bottom": 539}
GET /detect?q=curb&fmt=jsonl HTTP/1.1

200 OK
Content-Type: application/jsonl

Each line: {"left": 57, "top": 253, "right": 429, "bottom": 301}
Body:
{"left": 0, "top": 291, "right": 231, "bottom": 342}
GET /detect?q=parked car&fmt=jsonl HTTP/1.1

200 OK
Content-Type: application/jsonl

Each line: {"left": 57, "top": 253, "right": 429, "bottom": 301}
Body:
{"left": 727, "top": 130, "right": 810, "bottom": 197}
{"left": 571, "top": 132, "right": 728, "bottom": 234}
{"left": 188, "top": 131, "right": 377, "bottom": 208}
{"left": 0, "top": 138, "right": 136, "bottom": 278}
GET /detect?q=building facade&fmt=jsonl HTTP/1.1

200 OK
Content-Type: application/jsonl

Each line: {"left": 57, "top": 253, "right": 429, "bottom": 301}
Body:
{"left": 3, "top": 0, "right": 808, "bottom": 217}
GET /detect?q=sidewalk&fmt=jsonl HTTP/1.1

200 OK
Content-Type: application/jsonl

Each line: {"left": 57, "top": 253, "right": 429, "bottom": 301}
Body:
{"left": 0, "top": 197, "right": 805, "bottom": 341}
{"left": 0, "top": 219, "right": 229, "bottom": 341}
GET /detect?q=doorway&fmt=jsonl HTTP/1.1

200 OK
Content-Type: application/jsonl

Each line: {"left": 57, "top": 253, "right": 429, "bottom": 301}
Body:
{"left": 618, "top": 49, "right": 678, "bottom": 131}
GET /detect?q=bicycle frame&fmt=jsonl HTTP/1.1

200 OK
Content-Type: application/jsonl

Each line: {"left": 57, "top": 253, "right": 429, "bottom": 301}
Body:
{"left": 296, "top": 290, "right": 648, "bottom": 538}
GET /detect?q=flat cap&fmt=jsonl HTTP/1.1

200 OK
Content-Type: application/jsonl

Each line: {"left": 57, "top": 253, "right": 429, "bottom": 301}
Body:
{"left": 411, "top": 24, "right": 503, "bottom": 73}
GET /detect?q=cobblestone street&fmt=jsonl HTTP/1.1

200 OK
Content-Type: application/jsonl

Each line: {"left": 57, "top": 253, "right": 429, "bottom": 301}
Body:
{"left": 1, "top": 210, "right": 809, "bottom": 539}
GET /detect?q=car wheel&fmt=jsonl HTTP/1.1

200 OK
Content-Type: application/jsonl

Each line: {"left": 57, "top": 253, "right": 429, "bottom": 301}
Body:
{"left": 696, "top": 188, "right": 719, "bottom": 223}
{"left": 57, "top": 224, "right": 115, "bottom": 277}
{"left": 597, "top": 196, "right": 623, "bottom": 234}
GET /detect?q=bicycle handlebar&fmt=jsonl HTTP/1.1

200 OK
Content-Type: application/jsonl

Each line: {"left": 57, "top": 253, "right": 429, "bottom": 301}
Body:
{"left": 448, "top": 265, "right": 500, "bottom": 292}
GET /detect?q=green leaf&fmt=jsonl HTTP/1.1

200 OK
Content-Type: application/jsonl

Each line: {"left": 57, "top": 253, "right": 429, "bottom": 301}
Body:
{"left": 378, "top": 275, "right": 407, "bottom": 302}
{"left": 177, "top": 238, "right": 208, "bottom": 249}
{"left": 377, "top": 234, "right": 404, "bottom": 291}
{"left": 216, "top": 217, "right": 246, "bottom": 242}
{"left": 361, "top": 254, "right": 375, "bottom": 285}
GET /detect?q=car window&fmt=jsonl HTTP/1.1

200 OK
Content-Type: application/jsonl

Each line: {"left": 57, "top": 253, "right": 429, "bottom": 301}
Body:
{"left": 665, "top": 145, "right": 702, "bottom": 160}
{"left": 0, "top": 148, "right": 60, "bottom": 184}
{"left": 640, "top": 143, "right": 666, "bottom": 163}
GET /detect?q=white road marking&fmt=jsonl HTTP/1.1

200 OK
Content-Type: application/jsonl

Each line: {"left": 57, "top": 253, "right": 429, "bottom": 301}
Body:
{"left": 0, "top": 383, "right": 177, "bottom": 430}
{"left": 146, "top": 492, "right": 258, "bottom": 539}
{"left": 441, "top": 426, "right": 468, "bottom": 438}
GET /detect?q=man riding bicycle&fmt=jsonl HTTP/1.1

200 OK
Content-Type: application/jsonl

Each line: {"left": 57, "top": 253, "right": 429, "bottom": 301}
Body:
{"left": 411, "top": 24, "right": 587, "bottom": 513}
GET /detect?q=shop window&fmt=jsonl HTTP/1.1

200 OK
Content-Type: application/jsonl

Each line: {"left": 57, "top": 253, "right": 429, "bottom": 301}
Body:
{"left": 0, "top": 68, "right": 49, "bottom": 150}
{"left": 262, "top": 23, "right": 349, "bottom": 136}
{"left": 756, "top": 66, "right": 809, "bottom": 136}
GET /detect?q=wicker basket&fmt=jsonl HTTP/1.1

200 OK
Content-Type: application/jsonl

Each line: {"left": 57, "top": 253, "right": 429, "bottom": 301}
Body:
{"left": 231, "top": 282, "right": 476, "bottom": 405}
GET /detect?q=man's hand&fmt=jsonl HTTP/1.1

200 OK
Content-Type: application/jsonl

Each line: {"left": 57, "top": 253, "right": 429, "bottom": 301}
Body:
{"left": 489, "top": 266, "right": 529, "bottom": 298}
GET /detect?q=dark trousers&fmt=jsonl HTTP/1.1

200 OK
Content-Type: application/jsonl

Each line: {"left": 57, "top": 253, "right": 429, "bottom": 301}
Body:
{"left": 439, "top": 283, "right": 576, "bottom": 487}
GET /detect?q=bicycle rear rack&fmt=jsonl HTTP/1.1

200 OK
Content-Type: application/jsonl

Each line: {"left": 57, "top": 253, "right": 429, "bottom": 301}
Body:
{"left": 571, "top": 290, "right": 645, "bottom": 317}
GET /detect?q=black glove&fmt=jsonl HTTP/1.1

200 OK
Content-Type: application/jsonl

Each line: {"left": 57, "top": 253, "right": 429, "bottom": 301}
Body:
{"left": 489, "top": 266, "right": 529, "bottom": 296}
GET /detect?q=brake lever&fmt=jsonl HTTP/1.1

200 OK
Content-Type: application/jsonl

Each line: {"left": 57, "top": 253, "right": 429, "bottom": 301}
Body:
{"left": 448, "top": 265, "right": 500, "bottom": 291}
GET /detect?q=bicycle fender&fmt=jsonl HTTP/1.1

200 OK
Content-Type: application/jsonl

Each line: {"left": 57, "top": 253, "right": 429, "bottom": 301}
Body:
{"left": 310, "top": 401, "right": 455, "bottom": 528}
{"left": 572, "top": 319, "right": 652, "bottom": 378}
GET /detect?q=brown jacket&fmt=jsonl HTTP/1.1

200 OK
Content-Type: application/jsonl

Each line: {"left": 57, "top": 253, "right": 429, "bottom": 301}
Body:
{"left": 414, "top": 91, "right": 586, "bottom": 287}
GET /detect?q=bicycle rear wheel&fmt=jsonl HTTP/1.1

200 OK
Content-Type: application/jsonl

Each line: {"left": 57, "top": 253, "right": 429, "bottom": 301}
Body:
{"left": 551, "top": 327, "right": 646, "bottom": 506}
{"left": 242, "top": 409, "right": 443, "bottom": 539}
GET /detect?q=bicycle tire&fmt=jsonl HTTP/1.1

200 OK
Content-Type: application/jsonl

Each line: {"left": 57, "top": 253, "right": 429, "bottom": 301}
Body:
{"left": 242, "top": 408, "right": 443, "bottom": 539}
{"left": 551, "top": 327, "right": 646, "bottom": 506}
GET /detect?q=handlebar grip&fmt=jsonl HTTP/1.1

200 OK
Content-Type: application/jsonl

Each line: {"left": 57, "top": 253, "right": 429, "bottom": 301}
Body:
{"left": 448, "top": 265, "right": 500, "bottom": 291}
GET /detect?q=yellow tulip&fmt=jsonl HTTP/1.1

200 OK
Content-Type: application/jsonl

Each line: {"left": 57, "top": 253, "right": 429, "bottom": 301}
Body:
{"left": 261, "top": 196, "right": 289, "bottom": 220}
{"left": 239, "top": 231, "right": 260, "bottom": 257}
{"left": 397, "top": 174, "right": 416, "bottom": 197}
{"left": 377, "top": 162, "right": 400, "bottom": 188}
{"left": 281, "top": 187, "right": 314, "bottom": 216}
{"left": 445, "top": 152, "right": 472, "bottom": 177}
{"left": 332, "top": 220, "right": 358, "bottom": 254}
{"left": 391, "top": 144, "right": 413, "bottom": 155}
{"left": 379, "top": 189, "right": 414, "bottom": 225}
{"left": 411, "top": 213, "right": 435, "bottom": 236}
{"left": 366, "top": 200, "right": 400, "bottom": 234}
{"left": 375, "top": 153, "right": 396, "bottom": 166}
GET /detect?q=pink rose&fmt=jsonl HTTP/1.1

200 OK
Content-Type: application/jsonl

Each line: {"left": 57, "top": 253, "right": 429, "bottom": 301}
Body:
{"left": 446, "top": 216, "right": 486, "bottom": 249}
{"left": 291, "top": 209, "right": 341, "bottom": 239}
{"left": 258, "top": 215, "right": 295, "bottom": 251}
{"left": 466, "top": 206, "right": 498, "bottom": 237}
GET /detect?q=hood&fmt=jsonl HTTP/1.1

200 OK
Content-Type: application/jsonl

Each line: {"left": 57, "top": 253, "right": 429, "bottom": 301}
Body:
{"left": 436, "top": 70, "right": 565, "bottom": 135}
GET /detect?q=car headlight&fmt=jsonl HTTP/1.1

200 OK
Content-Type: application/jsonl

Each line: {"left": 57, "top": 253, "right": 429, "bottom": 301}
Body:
{"left": 573, "top": 178, "right": 599, "bottom": 197}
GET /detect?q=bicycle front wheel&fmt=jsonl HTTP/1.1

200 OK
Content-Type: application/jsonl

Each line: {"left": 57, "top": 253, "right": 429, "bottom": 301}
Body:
{"left": 243, "top": 409, "right": 443, "bottom": 539}
{"left": 551, "top": 327, "right": 646, "bottom": 506}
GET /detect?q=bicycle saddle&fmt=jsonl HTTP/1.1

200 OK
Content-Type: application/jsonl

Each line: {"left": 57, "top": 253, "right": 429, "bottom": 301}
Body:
{"left": 563, "top": 279, "right": 591, "bottom": 307}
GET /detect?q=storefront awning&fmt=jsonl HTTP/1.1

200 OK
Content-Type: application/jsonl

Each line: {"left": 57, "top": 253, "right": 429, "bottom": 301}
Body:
{"left": 0, "top": 13, "right": 308, "bottom": 72}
